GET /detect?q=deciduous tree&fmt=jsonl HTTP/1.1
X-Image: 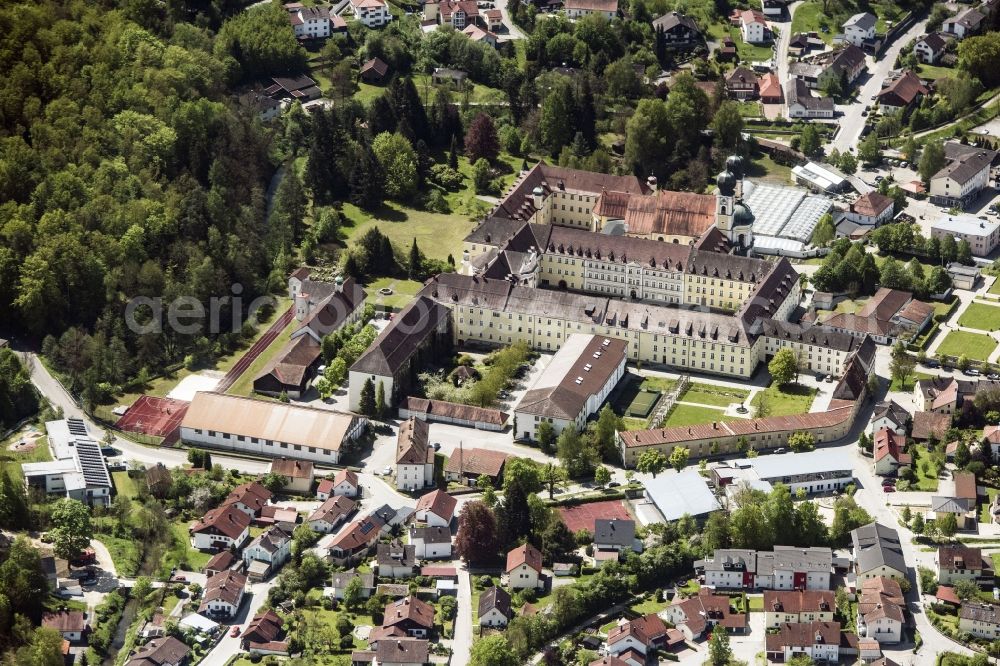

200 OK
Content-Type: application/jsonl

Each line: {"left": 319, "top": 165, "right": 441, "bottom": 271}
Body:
{"left": 464, "top": 114, "right": 500, "bottom": 163}
{"left": 456, "top": 501, "right": 500, "bottom": 565}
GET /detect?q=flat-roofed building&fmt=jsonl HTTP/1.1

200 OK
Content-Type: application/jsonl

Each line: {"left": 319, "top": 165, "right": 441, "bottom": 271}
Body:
{"left": 22, "top": 418, "right": 112, "bottom": 507}
{"left": 641, "top": 469, "right": 721, "bottom": 523}
{"left": 932, "top": 214, "right": 1000, "bottom": 257}
{"left": 179, "top": 392, "right": 365, "bottom": 465}
{"left": 515, "top": 334, "right": 627, "bottom": 441}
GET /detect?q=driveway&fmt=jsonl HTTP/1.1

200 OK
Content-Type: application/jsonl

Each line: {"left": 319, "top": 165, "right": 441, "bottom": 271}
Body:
{"left": 492, "top": 0, "right": 525, "bottom": 41}
{"left": 830, "top": 17, "right": 929, "bottom": 154}
{"left": 450, "top": 567, "right": 473, "bottom": 666}
{"left": 197, "top": 583, "right": 271, "bottom": 666}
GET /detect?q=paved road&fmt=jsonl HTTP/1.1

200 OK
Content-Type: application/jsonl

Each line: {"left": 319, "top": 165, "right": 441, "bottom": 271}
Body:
{"left": 198, "top": 583, "right": 271, "bottom": 666}
{"left": 493, "top": 0, "right": 525, "bottom": 41}
{"left": 830, "top": 17, "right": 928, "bottom": 153}
{"left": 23, "top": 351, "right": 271, "bottom": 474}
{"left": 451, "top": 567, "right": 473, "bottom": 666}
{"left": 771, "top": 1, "right": 804, "bottom": 88}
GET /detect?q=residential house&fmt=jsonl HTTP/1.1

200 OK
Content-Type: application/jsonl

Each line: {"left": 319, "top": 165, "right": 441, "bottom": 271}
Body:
{"left": 607, "top": 614, "right": 666, "bottom": 659}
{"left": 289, "top": 273, "right": 366, "bottom": 340}
{"left": 954, "top": 471, "right": 978, "bottom": 504}
{"left": 698, "top": 546, "right": 833, "bottom": 590}
{"left": 409, "top": 526, "right": 452, "bottom": 559}
{"left": 914, "top": 33, "right": 948, "bottom": 64}
{"left": 242, "top": 525, "right": 293, "bottom": 581}
{"left": 930, "top": 495, "right": 976, "bottom": 530}
{"left": 911, "top": 411, "right": 951, "bottom": 442}
{"left": 478, "top": 586, "right": 513, "bottom": 627}
{"left": 786, "top": 78, "right": 835, "bottom": 119}
{"left": 851, "top": 522, "right": 907, "bottom": 582}
{"left": 869, "top": 400, "right": 908, "bottom": 436}
{"left": 124, "top": 636, "right": 190, "bottom": 666}
{"left": 857, "top": 577, "right": 905, "bottom": 644}
{"left": 763, "top": 591, "right": 835, "bottom": 628}
{"left": 933, "top": 214, "right": 1000, "bottom": 256}
{"left": 443, "top": 447, "right": 507, "bottom": 486}
{"left": 359, "top": 639, "right": 430, "bottom": 666}
{"left": 413, "top": 489, "right": 457, "bottom": 527}
{"left": 726, "top": 67, "right": 760, "bottom": 100}
{"left": 348, "top": 295, "right": 452, "bottom": 413}
{"left": 328, "top": 514, "right": 385, "bottom": 563}
{"left": 845, "top": 191, "right": 896, "bottom": 227}
{"left": 426, "top": 0, "right": 479, "bottom": 28}
{"left": 913, "top": 376, "right": 968, "bottom": 414}
{"left": 317, "top": 469, "right": 359, "bottom": 499}
{"left": 943, "top": 7, "right": 985, "bottom": 39}
{"left": 876, "top": 71, "right": 928, "bottom": 113}
{"left": 308, "top": 495, "right": 358, "bottom": 533}
{"left": 203, "top": 551, "right": 236, "bottom": 577}
{"left": 327, "top": 570, "right": 375, "bottom": 600}
{"left": 506, "top": 543, "right": 543, "bottom": 590}
{"left": 593, "top": 519, "right": 638, "bottom": 558}
{"left": 758, "top": 73, "right": 783, "bottom": 103}
{"left": 462, "top": 24, "right": 498, "bottom": 47}
{"left": 145, "top": 463, "right": 172, "bottom": 498}
{"left": 843, "top": 12, "right": 877, "bottom": 47}
{"left": 873, "top": 427, "right": 910, "bottom": 476}
{"left": 223, "top": 482, "right": 273, "bottom": 518}
{"left": 761, "top": 0, "right": 791, "bottom": 16}
{"left": 243, "top": 610, "right": 290, "bottom": 657}
{"left": 733, "top": 8, "right": 770, "bottom": 43}
{"left": 360, "top": 57, "right": 390, "bottom": 84}
{"left": 765, "top": 621, "right": 841, "bottom": 662}
{"left": 263, "top": 75, "right": 322, "bottom": 103}
{"left": 199, "top": 570, "right": 246, "bottom": 618}
{"left": 139, "top": 612, "right": 168, "bottom": 640}
{"left": 958, "top": 603, "right": 1000, "bottom": 640}
{"left": 946, "top": 263, "right": 980, "bottom": 290}
{"left": 395, "top": 418, "right": 435, "bottom": 491}
{"left": 267, "top": 459, "right": 315, "bottom": 494}
{"left": 983, "top": 424, "right": 1000, "bottom": 459}
{"left": 190, "top": 505, "right": 251, "bottom": 551}
{"left": 938, "top": 544, "right": 992, "bottom": 584}
{"left": 42, "top": 611, "right": 86, "bottom": 642}
{"left": 929, "top": 143, "right": 997, "bottom": 210}
{"left": 514, "top": 334, "right": 627, "bottom": 441}
{"left": 383, "top": 596, "right": 435, "bottom": 638}
{"left": 377, "top": 541, "right": 417, "bottom": 578}
{"left": 348, "top": 0, "right": 392, "bottom": 27}
{"left": 258, "top": 505, "right": 298, "bottom": 527}
{"left": 564, "top": 0, "right": 618, "bottom": 19}
{"left": 652, "top": 12, "right": 702, "bottom": 47}
{"left": 791, "top": 45, "right": 866, "bottom": 89}
{"left": 287, "top": 5, "right": 339, "bottom": 40}
{"left": 662, "top": 590, "right": 748, "bottom": 640}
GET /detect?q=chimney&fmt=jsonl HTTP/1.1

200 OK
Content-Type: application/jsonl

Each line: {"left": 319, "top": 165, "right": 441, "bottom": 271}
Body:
{"left": 294, "top": 291, "right": 309, "bottom": 321}
{"left": 647, "top": 175, "right": 658, "bottom": 192}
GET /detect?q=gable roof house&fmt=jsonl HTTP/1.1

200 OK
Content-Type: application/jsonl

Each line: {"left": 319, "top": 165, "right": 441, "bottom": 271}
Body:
{"left": 564, "top": 0, "right": 619, "bottom": 19}
{"left": 873, "top": 427, "right": 910, "bottom": 476}
{"left": 478, "top": 586, "right": 513, "bottom": 627}
{"left": 869, "top": 400, "right": 908, "bottom": 436}
{"left": 326, "top": 570, "right": 375, "bottom": 600}
{"left": 593, "top": 519, "right": 639, "bottom": 557}
{"left": 360, "top": 57, "right": 390, "bottom": 84}
{"left": 383, "top": 596, "right": 435, "bottom": 638}
{"left": 199, "top": 570, "right": 246, "bottom": 618}
{"left": 845, "top": 191, "right": 895, "bottom": 227}
{"left": 763, "top": 590, "right": 835, "bottom": 628}
{"left": 243, "top": 610, "right": 290, "bottom": 657}
{"left": 937, "top": 544, "right": 993, "bottom": 585}
{"left": 409, "top": 525, "right": 452, "bottom": 560}
{"left": 395, "top": 418, "right": 435, "bottom": 492}
{"left": 822, "top": 287, "right": 933, "bottom": 345}
{"left": 877, "top": 70, "right": 928, "bottom": 113}
{"left": 348, "top": 0, "right": 393, "bottom": 28}
{"left": 765, "top": 621, "right": 841, "bottom": 663}
{"left": 377, "top": 541, "right": 417, "bottom": 579}
{"left": 243, "top": 525, "right": 294, "bottom": 581}
{"left": 911, "top": 411, "right": 951, "bottom": 442}
{"left": 930, "top": 495, "right": 977, "bottom": 530}
{"left": 307, "top": 495, "right": 358, "bottom": 533}
{"left": 758, "top": 73, "right": 783, "bottom": 104}
{"left": 725, "top": 67, "right": 760, "bottom": 100}
{"left": 843, "top": 12, "right": 877, "bottom": 48}
{"left": 732, "top": 8, "right": 770, "bottom": 44}
{"left": 124, "top": 636, "right": 190, "bottom": 666}
{"left": 851, "top": 522, "right": 907, "bottom": 581}
{"left": 943, "top": 7, "right": 985, "bottom": 39}
{"left": 223, "top": 481, "right": 273, "bottom": 518}
{"left": 317, "top": 468, "right": 359, "bottom": 499}
{"left": 190, "top": 505, "right": 251, "bottom": 551}
{"left": 785, "top": 78, "right": 834, "bottom": 119}
{"left": 42, "top": 610, "right": 87, "bottom": 642}
{"left": 928, "top": 143, "right": 997, "bottom": 209}
{"left": 662, "top": 590, "right": 748, "bottom": 641}
{"left": 857, "top": 576, "right": 905, "bottom": 644}
{"left": 506, "top": 543, "right": 544, "bottom": 590}
{"left": 267, "top": 458, "right": 315, "bottom": 494}
{"left": 652, "top": 12, "right": 702, "bottom": 46}
{"left": 328, "top": 514, "right": 385, "bottom": 564}
{"left": 914, "top": 32, "right": 948, "bottom": 64}
{"left": 414, "top": 489, "right": 458, "bottom": 527}
{"left": 958, "top": 603, "right": 1000, "bottom": 640}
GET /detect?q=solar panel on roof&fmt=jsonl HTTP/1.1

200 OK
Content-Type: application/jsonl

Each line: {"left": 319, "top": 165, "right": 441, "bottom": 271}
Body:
{"left": 360, "top": 521, "right": 376, "bottom": 534}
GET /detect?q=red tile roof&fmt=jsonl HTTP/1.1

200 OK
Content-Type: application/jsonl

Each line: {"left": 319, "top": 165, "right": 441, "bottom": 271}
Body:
{"left": 911, "top": 411, "right": 951, "bottom": 440}
{"left": 874, "top": 427, "right": 910, "bottom": 464}
{"left": 383, "top": 595, "right": 434, "bottom": 630}
{"left": 851, "top": 192, "right": 894, "bottom": 218}
{"left": 42, "top": 611, "right": 86, "bottom": 633}
{"left": 763, "top": 590, "right": 835, "bottom": 614}
{"left": 269, "top": 458, "right": 314, "bottom": 479}
{"left": 416, "top": 489, "right": 457, "bottom": 522}
{"left": 506, "top": 543, "right": 543, "bottom": 573}
{"left": 192, "top": 504, "right": 251, "bottom": 539}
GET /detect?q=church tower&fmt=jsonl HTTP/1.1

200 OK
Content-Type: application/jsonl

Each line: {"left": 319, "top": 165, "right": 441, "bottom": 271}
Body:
{"left": 715, "top": 155, "right": 754, "bottom": 250}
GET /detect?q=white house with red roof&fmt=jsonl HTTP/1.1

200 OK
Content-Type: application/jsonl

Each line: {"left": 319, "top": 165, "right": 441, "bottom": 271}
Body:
{"left": 414, "top": 489, "right": 457, "bottom": 527}
{"left": 733, "top": 8, "right": 770, "bottom": 43}
{"left": 222, "top": 481, "right": 273, "bottom": 518}
{"left": 873, "top": 427, "right": 910, "bottom": 476}
{"left": 506, "top": 543, "right": 543, "bottom": 590}
{"left": 347, "top": 0, "right": 392, "bottom": 28}
{"left": 190, "top": 504, "right": 251, "bottom": 551}
{"left": 317, "top": 469, "right": 359, "bottom": 499}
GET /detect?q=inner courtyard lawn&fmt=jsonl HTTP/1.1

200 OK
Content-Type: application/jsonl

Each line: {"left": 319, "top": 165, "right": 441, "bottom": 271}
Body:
{"left": 751, "top": 383, "right": 817, "bottom": 417}
{"left": 935, "top": 330, "right": 998, "bottom": 361}
{"left": 957, "top": 302, "right": 1000, "bottom": 331}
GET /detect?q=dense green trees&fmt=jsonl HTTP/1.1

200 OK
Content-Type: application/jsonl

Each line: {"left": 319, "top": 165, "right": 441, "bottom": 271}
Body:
{"left": 215, "top": 3, "right": 307, "bottom": 81}
{"left": 0, "top": 350, "right": 38, "bottom": 430}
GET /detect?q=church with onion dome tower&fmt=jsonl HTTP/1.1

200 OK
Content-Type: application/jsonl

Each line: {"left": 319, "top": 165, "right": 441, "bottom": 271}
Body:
{"left": 714, "top": 154, "right": 755, "bottom": 251}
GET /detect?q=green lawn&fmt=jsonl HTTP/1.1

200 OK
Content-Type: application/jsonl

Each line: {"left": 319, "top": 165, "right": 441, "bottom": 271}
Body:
{"left": 790, "top": 2, "right": 835, "bottom": 44}
{"left": 112, "top": 471, "right": 138, "bottom": 499}
{"left": 833, "top": 298, "right": 868, "bottom": 314}
{"left": 748, "top": 595, "right": 763, "bottom": 611}
{"left": 632, "top": 596, "right": 670, "bottom": 615}
{"left": 227, "top": 314, "right": 299, "bottom": 397}
{"left": 663, "top": 404, "right": 730, "bottom": 428}
{"left": 365, "top": 277, "right": 424, "bottom": 310}
{"left": 751, "top": 383, "right": 817, "bottom": 417}
{"left": 910, "top": 447, "right": 940, "bottom": 492}
{"left": 958, "top": 302, "right": 1000, "bottom": 331}
{"left": 889, "top": 371, "right": 931, "bottom": 392}
{"left": 1, "top": 432, "right": 50, "bottom": 483}
{"left": 412, "top": 74, "right": 505, "bottom": 105}
{"left": 623, "top": 417, "right": 650, "bottom": 431}
{"left": 736, "top": 101, "right": 763, "bottom": 118}
{"left": 727, "top": 27, "right": 774, "bottom": 61}
{"left": 746, "top": 153, "right": 793, "bottom": 185}
{"left": 160, "top": 520, "right": 210, "bottom": 576}
{"left": 981, "top": 488, "right": 999, "bottom": 523}
{"left": 935, "top": 330, "right": 998, "bottom": 362}
{"left": 341, "top": 201, "right": 477, "bottom": 264}
{"left": 639, "top": 376, "right": 678, "bottom": 392}
{"left": 915, "top": 63, "right": 958, "bottom": 83}
{"left": 679, "top": 383, "right": 750, "bottom": 408}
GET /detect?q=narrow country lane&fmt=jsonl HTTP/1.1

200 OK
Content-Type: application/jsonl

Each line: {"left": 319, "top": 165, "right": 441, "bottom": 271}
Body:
{"left": 451, "top": 567, "right": 473, "bottom": 666}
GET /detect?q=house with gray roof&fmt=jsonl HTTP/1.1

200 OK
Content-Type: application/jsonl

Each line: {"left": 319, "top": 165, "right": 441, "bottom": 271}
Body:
{"left": 851, "top": 522, "right": 907, "bottom": 581}
{"left": 593, "top": 519, "right": 638, "bottom": 556}
{"left": 929, "top": 143, "right": 997, "bottom": 210}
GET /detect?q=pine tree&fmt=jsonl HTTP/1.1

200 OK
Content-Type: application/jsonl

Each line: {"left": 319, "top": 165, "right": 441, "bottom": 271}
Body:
{"left": 349, "top": 146, "right": 384, "bottom": 211}
{"left": 359, "top": 378, "right": 376, "bottom": 417}
{"left": 408, "top": 239, "right": 421, "bottom": 279}
{"left": 368, "top": 94, "right": 397, "bottom": 138}
{"left": 449, "top": 136, "right": 459, "bottom": 169}
{"left": 577, "top": 77, "right": 596, "bottom": 150}
{"left": 375, "top": 381, "right": 386, "bottom": 419}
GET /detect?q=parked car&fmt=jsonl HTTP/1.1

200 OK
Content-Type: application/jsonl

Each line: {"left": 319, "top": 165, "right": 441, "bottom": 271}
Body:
{"left": 966, "top": 368, "right": 981, "bottom": 376}
{"left": 230, "top": 626, "right": 241, "bottom": 638}
{"left": 923, "top": 359, "right": 940, "bottom": 368}
{"left": 607, "top": 481, "right": 621, "bottom": 488}
{"left": 883, "top": 485, "right": 895, "bottom": 493}
{"left": 988, "top": 373, "right": 1000, "bottom": 381}
{"left": 381, "top": 466, "right": 392, "bottom": 476}
{"left": 774, "top": 448, "right": 786, "bottom": 454}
